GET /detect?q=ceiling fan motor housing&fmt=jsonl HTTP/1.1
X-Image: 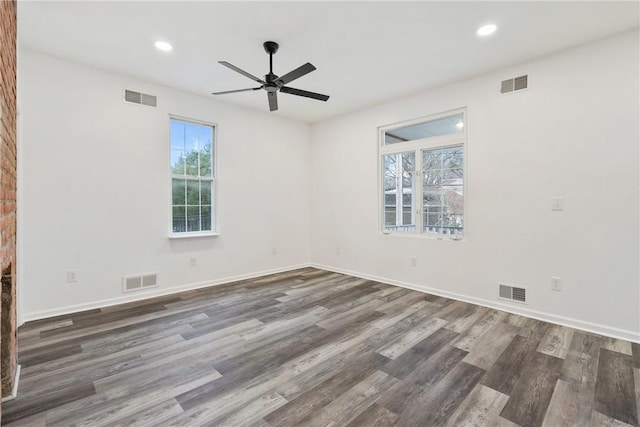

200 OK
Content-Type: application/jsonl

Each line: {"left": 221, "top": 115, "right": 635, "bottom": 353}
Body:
{"left": 263, "top": 41, "right": 279, "bottom": 55}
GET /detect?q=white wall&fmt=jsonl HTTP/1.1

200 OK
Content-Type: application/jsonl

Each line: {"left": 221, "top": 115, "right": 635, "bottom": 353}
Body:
{"left": 19, "top": 31, "right": 640, "bottom": 342}
{"left": 18, "top": 49, "right": 311, "bottom": 319}
{"left": 309, "top": 30, "right": 640, "bottom": 341}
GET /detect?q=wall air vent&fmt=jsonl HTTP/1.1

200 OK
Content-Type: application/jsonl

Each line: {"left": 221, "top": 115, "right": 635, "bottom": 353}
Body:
{"left": 500, "top": 75, "right": 528, "bottom": 94}
{"left": 498, "top": 283, "right": 527, "bottom": 304}
{"left": 124, "top": 90, "right": 157, "bottom": 107}
{"left": 122, "top": 273, "right": 158, "bottom": 293}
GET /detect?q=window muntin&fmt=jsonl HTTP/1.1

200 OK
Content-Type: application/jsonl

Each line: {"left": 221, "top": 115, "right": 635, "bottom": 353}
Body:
{"left": 380, "top": 110, "right": 466, "bottom": 238}
{"left": 170, "top": 118, "right": 215, "bottom": 234}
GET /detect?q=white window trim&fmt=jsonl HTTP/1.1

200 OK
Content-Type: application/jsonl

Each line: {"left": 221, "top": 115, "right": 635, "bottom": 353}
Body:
{"left": 378, "top": 108, "right": 467, "bottom": 240}
{"left": 168, "top": 114, "right": 219, "bottom": 238}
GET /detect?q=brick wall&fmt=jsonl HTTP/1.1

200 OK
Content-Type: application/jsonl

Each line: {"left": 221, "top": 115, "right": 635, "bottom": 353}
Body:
{"left": 0, "top": 0, "right": 17, "bottom": 403}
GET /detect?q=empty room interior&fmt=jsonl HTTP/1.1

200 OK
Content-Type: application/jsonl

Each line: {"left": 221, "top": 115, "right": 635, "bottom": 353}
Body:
{"left": 0, "top": 1, "right": 639, "bottom": 426}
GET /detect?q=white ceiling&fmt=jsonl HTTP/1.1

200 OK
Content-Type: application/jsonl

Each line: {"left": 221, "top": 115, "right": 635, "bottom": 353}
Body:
{"left": 17, "top": 1, "right": 639, "bottom": 123}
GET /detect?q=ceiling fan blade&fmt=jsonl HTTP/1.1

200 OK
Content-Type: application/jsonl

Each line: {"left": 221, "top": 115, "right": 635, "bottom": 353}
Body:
{"left": 276, "top": 63, "right": 316, "bottom": 85}
{"left": 268, "top": 91, "right": 278, "bottom": 111}
{"left": 280, "top": 86, "right": 329, "bottom": 101}
{"left": 218, "top": 61, "right": 266, "bottom": 84}
{"left": 212, "top": 87, "right": 262, "bottom": 95}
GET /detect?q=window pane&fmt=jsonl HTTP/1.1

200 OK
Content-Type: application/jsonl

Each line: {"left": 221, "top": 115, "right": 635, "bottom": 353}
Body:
{"left": 201, "top": 206, "right": 212, "bottom": 231}
{"left": 422, "top": 145, "right": 464, "bottom": 235}
{"left": 443, "top": 147, "right": 463, "bottom": 169}
{"left": 382, "top": 151, "right": 414, "bottom": 232}
{"left": 423, "top": 190, "right": 443, "bottom": 207}
{"left": 186, "top": 206, "right": 200, "bottom": 232}
{"left": 200, "top": 181, "right": 211, "bottom": 205}
{"left": 170, "top": 121, "right": 185, "bottom": 151}
{"left": 385, "top": 208, "right": 396, "bottom": 226}
{"left": 185, "top": 150, "right": 199, "bottom": 176}
{"left": 171, "top": 150, "right": 186, "bottom": 175}
{"left": 185, "top": 123, "right": 199, "bottom": 152}
{"left": 199, "top": 146, "right": 212, "bottom": 177}
{"left": 186, "top": 180, "right": 200, "bottom": 205}
{"left": 402, "top": 207, "right": 412, "bottom": 225}
{"left": 172, "top": 206, "right": 186, "bottom": 233}
{"left": 444, "top": 188, "right": 464, "bottom": 216}
{"left": 199, "top": 125, "right": 213, "bottom": 178}
{"left": 384, "top": 113, "right": 464, "bottom": 145}
{"left": 443, "top": 169, "right": 463, "bottom": 186}
{"left": 172, "top": 179, "right": 186, "bottom": 205}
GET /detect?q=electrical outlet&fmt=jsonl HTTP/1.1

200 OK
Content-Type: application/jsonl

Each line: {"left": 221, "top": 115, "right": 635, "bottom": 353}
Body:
{"left": 272, "top": 247, "right": 277, "bottom": 255}
{"left": 190, "top": 257, "right": 197, "bottom": 267}
{"left": 67, "top": 269, "right": 78, "bottom": 283}
{"left": 552, "top": 197, "right": 564, "bottom": 211}
{"left": 551, "top": 277, "right": 562, "bottom": 292}
{"left": 336, "top": 247, "right": 341, "bottom": 255}
{"left": 411, "top": 257, "right": 417, "bottom": 267}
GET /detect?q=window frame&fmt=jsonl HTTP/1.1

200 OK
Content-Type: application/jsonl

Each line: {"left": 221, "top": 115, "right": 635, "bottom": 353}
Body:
{"left": 378, "top": 108, "right": 467, "bottom": 239}
{"left": 168, "top": 115, "right": 218, "bottom": 239}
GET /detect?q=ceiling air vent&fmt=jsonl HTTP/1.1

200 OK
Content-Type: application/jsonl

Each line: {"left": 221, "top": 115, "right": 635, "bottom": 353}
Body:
{"left": 123, "top": 273, "right": 158, "bottom": 293}
{"left": 124, "top": 90, "right": 157, "bottom": 107}
{"left": 498, "top": 283, "right": 527, "bottom": 304}
{"left": 500, "top": 75, "right": 528, "bottom": 94}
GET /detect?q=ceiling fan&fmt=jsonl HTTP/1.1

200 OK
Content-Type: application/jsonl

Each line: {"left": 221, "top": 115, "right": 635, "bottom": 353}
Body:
{"left": 212, "top": 41, "right": 329, "bottom": 112}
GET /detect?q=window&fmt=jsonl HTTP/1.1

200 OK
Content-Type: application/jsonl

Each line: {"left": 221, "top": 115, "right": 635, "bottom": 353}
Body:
{"left": 380, "top": 110, "right": 466, "bottom": 237}
{"left": 170, "top": 117, "right": 215, "bottom": 235}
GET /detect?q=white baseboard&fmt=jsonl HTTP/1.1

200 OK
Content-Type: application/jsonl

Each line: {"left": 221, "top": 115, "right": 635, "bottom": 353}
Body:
{"left": 22, "top": 264, "right": 310, "bottom": 322}
{"left": 22, "top": 262, "right": 640, "bottom": 344}
{"left": 1, "top": 364, "right": 20, "bottom": 402}
{"left": 310, "top": 263, "right": 640, "bottom": 344}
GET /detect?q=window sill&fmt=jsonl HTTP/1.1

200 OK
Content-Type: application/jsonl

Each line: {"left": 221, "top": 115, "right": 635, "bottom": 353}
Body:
{"left": 381, "top": 231, "right": 465, "bottom": 241}
{"left": 168, "top": 232, "right": 219, "bottom": 240}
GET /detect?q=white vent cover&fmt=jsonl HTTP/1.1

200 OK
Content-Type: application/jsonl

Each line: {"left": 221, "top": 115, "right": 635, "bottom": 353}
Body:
{"left": 498, "top": 283, "right": 527, "bottom": 303}
{"left": 124, "top": 90, "right": 157, "bottom": 107}
{"left": 500, "top": 75, "right": 528, "bottom": 94}
{"left": 123, "top": 273, "right": 158, "bottom": 293}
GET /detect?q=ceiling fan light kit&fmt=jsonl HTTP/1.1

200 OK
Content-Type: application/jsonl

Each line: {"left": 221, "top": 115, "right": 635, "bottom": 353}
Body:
{"left": 212, "top": 41, "right": 330, "bottom": 112}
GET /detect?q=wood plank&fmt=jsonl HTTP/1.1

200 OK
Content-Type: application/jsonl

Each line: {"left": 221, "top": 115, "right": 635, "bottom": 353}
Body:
{"left": 343, "top": 402, "right": 398, "bottom": 427}
{"left": 1, "top": 383, "right": 96, "bottom": 425}
{"left": 634, "top": 368, "right": 640, "bottom": 427}
{"left": 262, "top": 352, "right": 389, "bottom": 427}
{"left": 300, "top": 369, "right": 398, "bottom": 426}
{"left": 593, "top": 348, "right": 638, "bottom": 426}
{"left": 393, "top": 361, "right": 485, "bottom": 427}
{"left": 376, "top": 316, "right": 448, "bottom": 359}
{"left": 445, "top": 384, "right": 509, "bottom": 427}
{"left": 590, "top": 410, "right": 636, "bottom": 427}
{"left": 453, "top": 309, "right": 506, "bottom": 352}
{"left": 463, "top": 322, "right": 519, "bottom": 370}
{"left": 499, "top": 350, "right": 565, "bottom": 427}
{"left": 208, "top": 392, "right": 288, "bottom": 426}
{"left": 601, "top": 337, "right": 633, "bottom": 356}
{"left": 377, "top": 344, "right": 468, "bottom": 414}
{"left": 481, "top": 335, "right": 538, "bottom": 395}
{"left": 537, "top": 324, "right": 575, "bottom": 359}
{"left": 541, "top": 379, "right": 584, "bottom": 427}
{"left": 381, "top": 327, "right": 459, "bottom": 379}
{"left": 631, "top": 342, "right": 640, "bottom": 369}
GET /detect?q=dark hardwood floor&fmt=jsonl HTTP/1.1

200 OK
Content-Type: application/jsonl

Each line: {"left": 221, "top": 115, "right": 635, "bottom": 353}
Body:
{"left": 2, "top": 268, "right": 639, "bottom": 426}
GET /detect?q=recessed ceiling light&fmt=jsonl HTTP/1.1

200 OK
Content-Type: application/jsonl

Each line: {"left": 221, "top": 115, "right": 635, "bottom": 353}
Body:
{"left": 476, "top": 24, "right": 497, "bottom": 37}
{"left": 154, "top": 41, "right": 173, "bottom": 52}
